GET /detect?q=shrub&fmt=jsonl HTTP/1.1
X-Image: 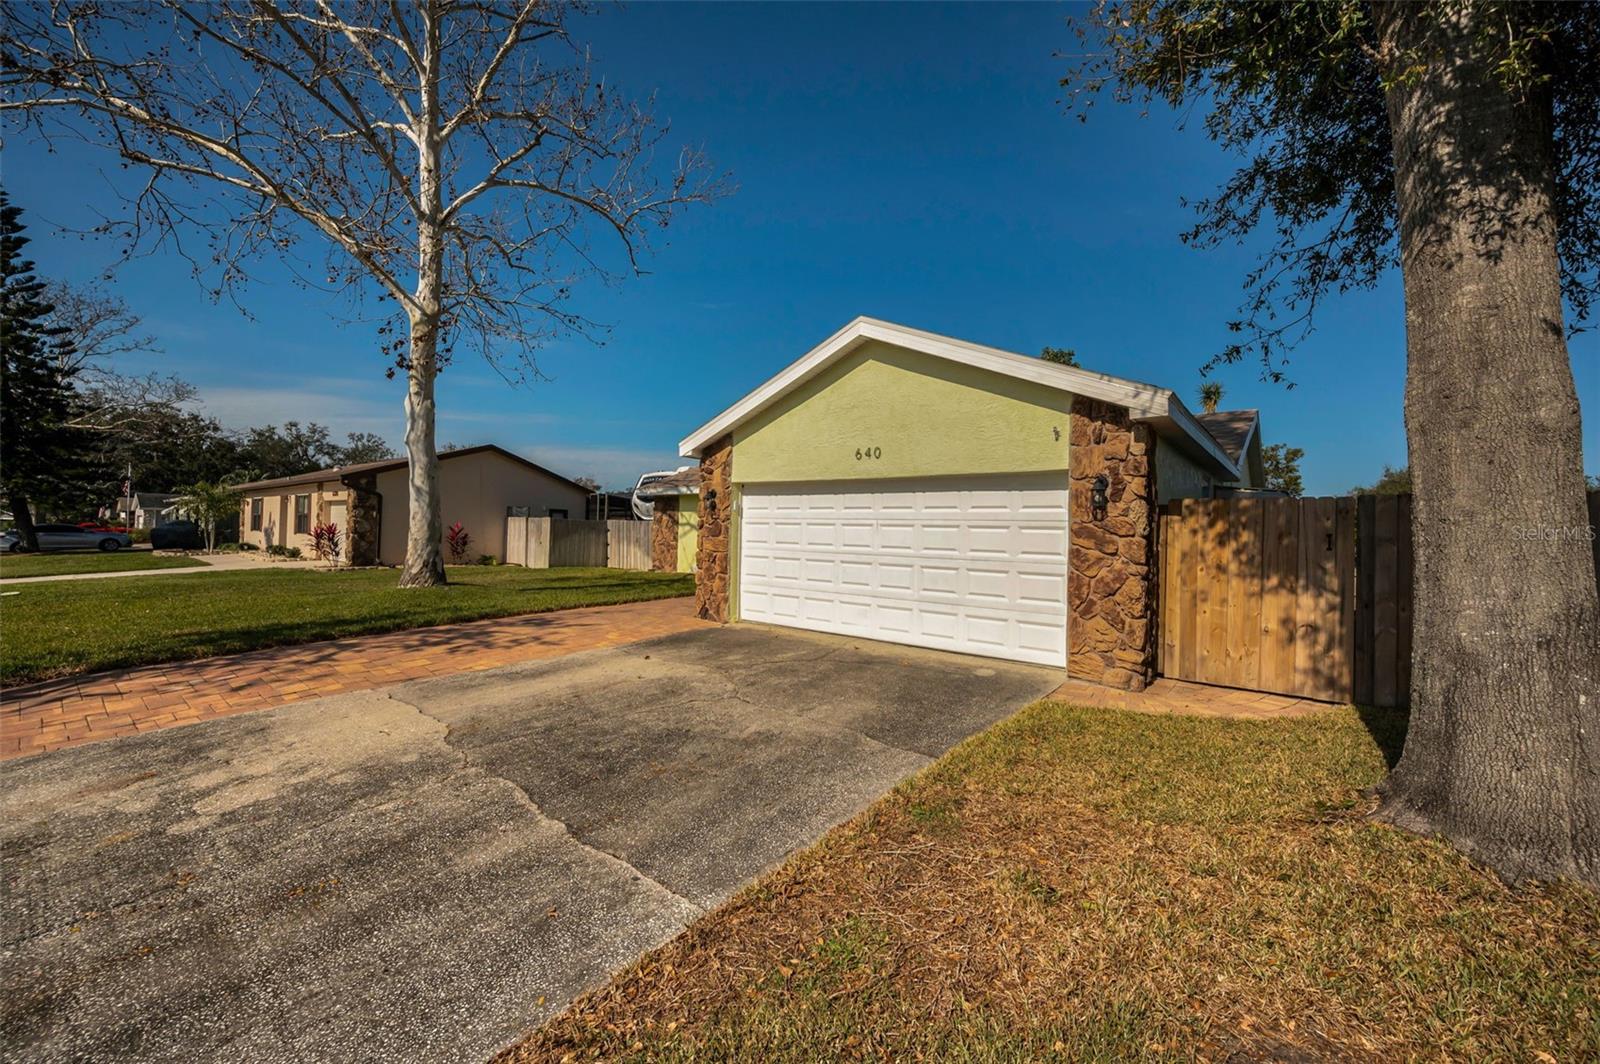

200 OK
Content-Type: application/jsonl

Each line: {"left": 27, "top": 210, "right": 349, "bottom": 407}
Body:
{"left": 308, "top": 522, "right": 342, "bottom": 566}
{"left": 218, "top": 542, "right": 241, "bottom": 553}
{"left": 478, "top": 554, "right": 497, "bottom": 566}
{"left": 266, "top": 544, "right": 303, "bottom": 559}
{"left": 238, "top": 541, "right": 258, "bottom": 551}
{"left": 445, "top": 521, "right": 471, "bottom": 563}
{"left": 127, "top": 528, "right": 150, "bottom": 544}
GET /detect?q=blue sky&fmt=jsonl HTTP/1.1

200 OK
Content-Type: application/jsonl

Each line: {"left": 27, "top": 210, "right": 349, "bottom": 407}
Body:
{"left": 6, "top": 1, "right": 1595, "bottom": 491}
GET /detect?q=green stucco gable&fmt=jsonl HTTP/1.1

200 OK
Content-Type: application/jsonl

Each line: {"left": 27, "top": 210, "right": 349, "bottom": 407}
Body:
{"left": 733, "top": 340, "right": 1072, "bottom": 483}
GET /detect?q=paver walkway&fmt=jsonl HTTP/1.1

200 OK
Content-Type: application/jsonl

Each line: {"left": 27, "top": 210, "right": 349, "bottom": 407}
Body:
{"left": 1049, "top": 676, "right": 1334, "bottom": 719}
{"left": 1, "top": 596, "right": 703, "bottom": 760}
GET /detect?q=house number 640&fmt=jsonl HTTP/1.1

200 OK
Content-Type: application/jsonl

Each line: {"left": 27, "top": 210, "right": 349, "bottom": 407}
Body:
{"left": 855, "top": 446, "right": 882, "bottom": 460}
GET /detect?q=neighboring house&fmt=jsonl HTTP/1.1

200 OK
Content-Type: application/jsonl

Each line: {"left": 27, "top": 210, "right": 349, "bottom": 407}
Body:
{"left": 669, "top": 316, "right": 1259, "bottom": 690}
{"left": 638, "top": 467, "right": 701, "bottom": 574}
{"left": 233, "top": 445, "right": 587, "bottom": 565}
{"left": 113, "top": 492, "right": 181, "bottom": 529}
{"left": 1196, "top": 409, "right": 1266, "bottom": 494}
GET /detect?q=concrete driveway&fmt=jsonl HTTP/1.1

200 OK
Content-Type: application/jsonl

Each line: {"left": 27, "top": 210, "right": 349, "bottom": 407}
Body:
{"left": 2, "top": 624, "right": 1058, "bottom": 1063}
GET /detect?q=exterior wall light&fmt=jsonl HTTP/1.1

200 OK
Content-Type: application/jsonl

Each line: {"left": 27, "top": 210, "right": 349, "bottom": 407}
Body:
{"left": 1091, "top": 475, "right": 1109, "bottom": 518}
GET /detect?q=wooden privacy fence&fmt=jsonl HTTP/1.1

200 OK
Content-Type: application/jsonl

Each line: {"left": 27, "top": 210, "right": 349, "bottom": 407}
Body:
{"left": 1158, "top": 496, "right": 1358, "bottom": 703}
{"left": 606, "top": 519, "right": 651, "bottom": 570}
{"left": 1160, "top": 491, "right": 1600, "bottom": 706}
{"left": 504, "top": 516, "right": 650, "bottom": 570}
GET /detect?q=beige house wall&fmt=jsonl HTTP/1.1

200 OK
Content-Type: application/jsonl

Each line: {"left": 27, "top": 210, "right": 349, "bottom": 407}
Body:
{"left": 238, "top": 478, "right": 350, "bottom": 553}
{"left": 239, "top": 451, "right": 584, "bottom": 564}
{"left": 374, "top": 450, "right": 586, "bottom": 566}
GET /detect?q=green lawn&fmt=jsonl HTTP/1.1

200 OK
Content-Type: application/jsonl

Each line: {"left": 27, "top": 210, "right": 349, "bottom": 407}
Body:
{"left": 0, "top": 551, "right": 207, "bottom": 580}
{"left": 0, "top": 566, "right": 693, "bottom": 686}
{"left": 509, "top": 703, "right": 1598, "bottom": 1063}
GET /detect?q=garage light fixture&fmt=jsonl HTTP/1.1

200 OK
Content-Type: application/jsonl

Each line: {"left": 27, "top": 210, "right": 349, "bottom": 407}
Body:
{"left": 1091, "top": 475, "right": 1109, "bottom": 518}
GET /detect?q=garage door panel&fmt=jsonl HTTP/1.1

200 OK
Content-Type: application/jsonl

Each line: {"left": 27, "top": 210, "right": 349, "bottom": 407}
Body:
{"left": 878, "top": 562, "right": 915, "bottom": 592}
{"left": 739, "top": 476, "right": 1068, "bottom": 667}
{"left": 1017, "top": 618, "right": 1068, "bottom": 655}
{"left": 1018, "top": 571, "right": 1067, "bottom": 605}
{"left": 920, "top": 565, "right": 960, "bottom": 597}
{"left": 841, "top": 522, "right": 874, "bottom": 549}
{"left": 1017, "top": 526, "right": 1068, "bottom": 558}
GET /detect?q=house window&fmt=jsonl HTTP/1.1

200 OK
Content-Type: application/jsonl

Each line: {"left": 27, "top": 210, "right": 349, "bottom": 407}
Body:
{"left": 293, "top": 494, "right": 311, "bottom": 534}
{"left": 548, "top": 508, "right": 568, "bottom": 520}
{"left": 250, "top": 497, "right": 263, "bottom": 531}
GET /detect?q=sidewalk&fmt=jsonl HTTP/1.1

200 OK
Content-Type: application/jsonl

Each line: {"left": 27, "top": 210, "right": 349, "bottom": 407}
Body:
{"left": 0, "top": 550, "right": 328, "bottom": 585}
{"left": 1, "top": 596, "right": 705, "bottom": 759}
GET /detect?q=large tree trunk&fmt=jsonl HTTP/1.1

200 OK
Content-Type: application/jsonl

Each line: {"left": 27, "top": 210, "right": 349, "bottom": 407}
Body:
{"left": 397, "top": 2, "right": 447, "bottom": 590}
{"left": 11, "top": 493, "right": 40, "bottom": 553}
{"left": 398, "top": 313, "right": 446, "bottom": 588}
{"left": 1373, "top": 2, "right": 1599, "bottom": 887}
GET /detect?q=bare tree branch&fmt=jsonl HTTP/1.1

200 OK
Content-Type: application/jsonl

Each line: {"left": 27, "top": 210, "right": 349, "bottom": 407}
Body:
{"left": 2, "top": 0, "right": 729, "bottom": 586}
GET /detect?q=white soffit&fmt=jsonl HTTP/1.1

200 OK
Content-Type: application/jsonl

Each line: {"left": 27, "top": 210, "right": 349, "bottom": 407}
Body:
{"left": 678, "top": 316, "right": 1240, "bottom": 480}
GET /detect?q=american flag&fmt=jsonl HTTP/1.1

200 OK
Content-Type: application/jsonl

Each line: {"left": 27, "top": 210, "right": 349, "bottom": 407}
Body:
{"left": 121, "top": 478, "right": 131, "bottom": 497}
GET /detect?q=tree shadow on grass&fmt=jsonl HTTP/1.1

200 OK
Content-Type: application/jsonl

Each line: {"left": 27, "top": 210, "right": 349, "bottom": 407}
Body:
{"left": 1354, "top": 704, "right": 1409, "bottom": 769}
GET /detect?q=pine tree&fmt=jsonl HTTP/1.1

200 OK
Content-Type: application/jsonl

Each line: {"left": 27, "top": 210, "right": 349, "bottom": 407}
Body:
{"left": 1, "top": 194, "right": 82, "bottom": 551}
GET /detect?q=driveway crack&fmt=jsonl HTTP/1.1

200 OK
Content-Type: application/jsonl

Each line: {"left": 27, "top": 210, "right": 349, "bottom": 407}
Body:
{"left": 379, "top": 691, "right": 705, "bottom": 917}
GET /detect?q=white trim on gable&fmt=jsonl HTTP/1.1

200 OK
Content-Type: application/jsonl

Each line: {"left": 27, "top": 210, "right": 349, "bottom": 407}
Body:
{"left": 678, "top": 317, "right": 1242, "bottom": 479}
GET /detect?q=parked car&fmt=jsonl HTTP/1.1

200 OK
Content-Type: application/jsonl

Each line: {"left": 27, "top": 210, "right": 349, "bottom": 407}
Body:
{"left": 149, "top": 520, "right": 205, "bottom": 551}
{"left": 1, "top": 524, "right": 133, "bottom": 552}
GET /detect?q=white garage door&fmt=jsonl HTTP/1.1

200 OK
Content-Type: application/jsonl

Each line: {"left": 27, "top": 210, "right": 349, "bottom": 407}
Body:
{"left": 738, "top": 475, "right": 1068, "bottom": 666}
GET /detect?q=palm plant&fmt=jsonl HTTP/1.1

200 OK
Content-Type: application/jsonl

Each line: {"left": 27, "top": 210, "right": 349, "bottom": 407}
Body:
{"left": 1198, "top": 381, "right": 1224, "bottom": 413}
{"left": 173, "top": 480, "right": 240, "bottom": 553}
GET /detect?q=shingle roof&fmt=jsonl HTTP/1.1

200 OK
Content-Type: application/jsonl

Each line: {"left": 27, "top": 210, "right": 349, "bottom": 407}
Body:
{"left": 230, "top": 444, "right": 585, "bottom": 494}
{"left": 1195, "top": 410, "right": 1259, "bottom": 464}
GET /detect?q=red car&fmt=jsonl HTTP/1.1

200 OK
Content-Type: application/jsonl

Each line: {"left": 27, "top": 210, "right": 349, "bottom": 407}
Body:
{"left": 77, "top": 521, "right": 132, "bottom": 533}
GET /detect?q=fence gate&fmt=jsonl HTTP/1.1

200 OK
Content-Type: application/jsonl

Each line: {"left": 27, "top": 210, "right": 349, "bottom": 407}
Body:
{"left": 1158, "top": 497, "right": 1357, "bottom": 703}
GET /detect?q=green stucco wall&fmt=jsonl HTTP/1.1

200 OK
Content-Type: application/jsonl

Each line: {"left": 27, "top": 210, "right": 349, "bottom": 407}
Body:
{"left": 676, "top": 496, "right": 700, "bottom": 573}
{"left": 733, "top": 341, "right": 1072, "bottom": 483}
{"left": 1154, "top": 436, "right": 1215, "bottom": 503}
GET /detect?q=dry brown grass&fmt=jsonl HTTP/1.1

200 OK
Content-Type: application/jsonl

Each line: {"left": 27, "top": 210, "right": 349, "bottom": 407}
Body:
{"left": 502, "top": 702, "right": 1599, "bottom": 1063}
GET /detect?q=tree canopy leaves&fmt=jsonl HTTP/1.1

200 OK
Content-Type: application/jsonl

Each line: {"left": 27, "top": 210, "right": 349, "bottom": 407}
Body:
{"left": 1065, "top": 1, "right": 1600, "bottom": 380}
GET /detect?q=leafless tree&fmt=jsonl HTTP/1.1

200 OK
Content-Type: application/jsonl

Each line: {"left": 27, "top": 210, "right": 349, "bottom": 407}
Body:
{"left": 42, "top": 280, "right": 156, "bottom": 374}
{"left": 39, "top": 280, "right": 198, "bottom": 435}
{"left": 2, "top": 0, "right": 725, "bottom": 586}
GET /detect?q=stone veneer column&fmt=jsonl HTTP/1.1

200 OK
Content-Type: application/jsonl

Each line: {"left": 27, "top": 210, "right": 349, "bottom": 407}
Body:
{"left": 1067, "top": 397, "right": 1158, "bottom": 690}
{"left": 693, "top": 436, "right": 734, "bottom": 622}
{"left": 650, "top": 498, "right": 677, "bottom": 572}
{"left": 345, "top": 477, "right": 381, "bottom": 567}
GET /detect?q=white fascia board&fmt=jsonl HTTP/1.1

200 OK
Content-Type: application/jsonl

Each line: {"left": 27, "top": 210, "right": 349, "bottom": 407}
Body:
{"left": 678, "top": 316, "right": 1240, "bottom": 480}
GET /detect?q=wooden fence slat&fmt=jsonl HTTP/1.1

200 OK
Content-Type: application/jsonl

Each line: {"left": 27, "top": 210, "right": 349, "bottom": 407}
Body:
{"left": 1258, "top": 498, "right": 1299, "bottom": 696}
{"left": 1291, "top": 498, "right": 1318, "bottom": 697}
{"left": 505, "top": 516, "right": 527, "bottom": 567}
{"left": 528, "top": 517, "right": 552, "bottom": 568}
{"left": 1334, "top": 497, "right": 1356, "bottom": 704}
{"left": 1159, "top": 509, "right": 1174, "bottom": 675}
{"left": 1396, "top": 493, "right": 1414, "bottom": 706}
{"left": 1354, "top": 494, "right": 1375, "bottom": 705}
{"left": 1224, "top": 499, "right": 1264, "bottom": 690}
{"left": 1372, "top": 494, "right": 1400, "bottom": 708}
{"left": 1198, "top": 501, "right": 1228, "bottom": 685}
{"left": 1178, "top": 500, "right": 1199, "bottom": 682}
